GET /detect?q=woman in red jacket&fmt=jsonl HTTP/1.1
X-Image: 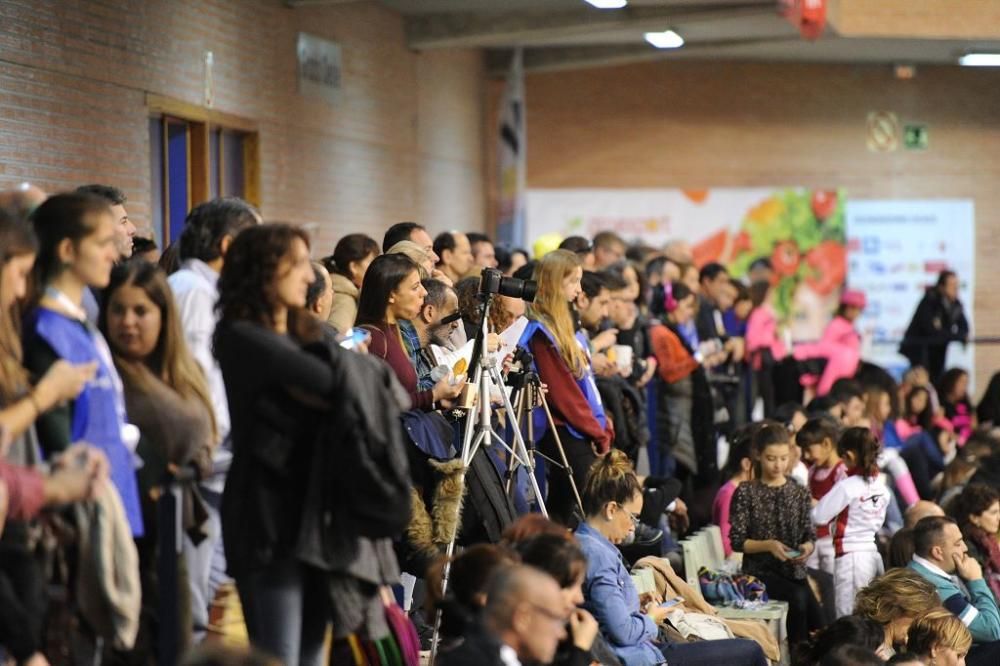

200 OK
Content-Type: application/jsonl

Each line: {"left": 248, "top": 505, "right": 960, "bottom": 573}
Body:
{"left": 648, "top": 281, "right": 722, "bottom": 491}
{"left": 518, "top": 249, "right": 612, "bottom": 526}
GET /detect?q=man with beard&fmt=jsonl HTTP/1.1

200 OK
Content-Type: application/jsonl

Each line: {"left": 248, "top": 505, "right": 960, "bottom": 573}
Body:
{"left": 408, "top": 279, "right": 462, "bottom": 389}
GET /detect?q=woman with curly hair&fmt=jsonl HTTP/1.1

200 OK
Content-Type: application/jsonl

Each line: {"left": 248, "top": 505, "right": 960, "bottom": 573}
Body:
{"left": 948, "top": 484, "right": 1000, "bottom": 602}
{"left": 854, "top": 568, "right": 940, "bottom": 658}
{"left": 213, "top": 224, "right": 336, "bottom": 665}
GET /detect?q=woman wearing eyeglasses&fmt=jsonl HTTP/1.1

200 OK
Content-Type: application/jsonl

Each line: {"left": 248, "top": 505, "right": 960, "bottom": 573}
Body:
{"left": 574, "top": 450, "right": 766, "bottom": 666}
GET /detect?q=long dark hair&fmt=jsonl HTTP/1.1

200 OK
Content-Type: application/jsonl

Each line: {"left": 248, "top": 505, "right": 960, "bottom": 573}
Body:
{"left": 0, "top": 209, "right": 38, "bottom": 400}
{"left": 101, "top": 260, "right": 217, "bottom": 440}
{"left": 215, "top": 223, "right": 319, "bottom": 343}
{"left": 978, "top": 371, "right": 1000, "bottom": 425}
{"left": 838, "top": 427, "right": 880, "bottom": 478}
{"left": 323, "top": 233, "right": 379, "bottom": 282}
{"left": 354, "top": 253, "right": 420, "bottom": 327}
{"left": 938, "top": 368, "right": 969, "bottom": 403}
{"left": 30, "top": 192, "right": 112, "bottom": 290}
{"left": 722, "top": 423, "right": 761, "bottom": 480}
{"left": 903, "top": 386, "right": 934, "bottom": 431}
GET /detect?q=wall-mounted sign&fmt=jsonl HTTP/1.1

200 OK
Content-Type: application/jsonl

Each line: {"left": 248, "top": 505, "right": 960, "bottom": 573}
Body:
{"left": 904, "top": 124, "right": 929, "bottom": 150}
{"left": 297, "top": 33, "right": 342, "bottom": 104}
{"left": 866, "top": 111, "right": 900, "bottom": 152}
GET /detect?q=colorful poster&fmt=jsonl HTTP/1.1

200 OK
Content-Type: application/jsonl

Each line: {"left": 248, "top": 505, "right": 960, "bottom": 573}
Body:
{"left": 845, "top": 200, "right": 975, "bottom": 382}
{"left": 525, "top": 187, "right": 847, "bottom": 342}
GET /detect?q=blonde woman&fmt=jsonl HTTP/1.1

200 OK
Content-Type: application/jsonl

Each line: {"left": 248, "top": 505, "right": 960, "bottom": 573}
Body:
{"left": 906, "top": 608, "right": 972, "bottom": 666}
{"left": 516, "top": 249, "right": 611, "bottom": 525}
{"left": 853, "top": 568, "right": 940, "bottom": 658}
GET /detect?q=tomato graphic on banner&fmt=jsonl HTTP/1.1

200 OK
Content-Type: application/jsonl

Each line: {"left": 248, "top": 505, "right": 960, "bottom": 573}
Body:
{"left": 525, "top": 187, "right": 847, "bottom": 341}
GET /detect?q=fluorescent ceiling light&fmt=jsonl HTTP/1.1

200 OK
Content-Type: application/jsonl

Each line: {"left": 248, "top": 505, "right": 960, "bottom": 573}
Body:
{"left": 585, "top": 0, "right": 628, "bottom": 8}
{"left": 644, "top": 29, "right": 684, "bottom": 49}
{"left": 959, "top": 53, "right": 1000, "bottom": 66}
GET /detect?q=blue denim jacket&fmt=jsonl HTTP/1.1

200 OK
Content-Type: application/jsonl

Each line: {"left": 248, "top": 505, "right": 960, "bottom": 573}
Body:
{"left": 575, "top": 522, "right": 664, "bottom": 666}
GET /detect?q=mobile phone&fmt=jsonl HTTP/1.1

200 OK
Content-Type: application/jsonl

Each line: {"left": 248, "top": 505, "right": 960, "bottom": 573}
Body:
{"left": 659, "top": 597, "right": 683, "bottom": 609}
{"left": 785, "top": 549, "right": 802, "bottom": 558}
{"left": 339, "top": 327, "right": 371, "bottom": 350}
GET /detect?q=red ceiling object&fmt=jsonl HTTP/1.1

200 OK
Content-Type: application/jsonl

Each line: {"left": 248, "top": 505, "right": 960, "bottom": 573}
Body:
{"left": 779, "top": 0, "right": 827, "bottom": 40}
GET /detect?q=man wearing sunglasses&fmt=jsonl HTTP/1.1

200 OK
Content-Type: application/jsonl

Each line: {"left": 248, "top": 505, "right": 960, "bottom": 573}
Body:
{"left": 405, "top": 278, "right": 462, "bottom": 390}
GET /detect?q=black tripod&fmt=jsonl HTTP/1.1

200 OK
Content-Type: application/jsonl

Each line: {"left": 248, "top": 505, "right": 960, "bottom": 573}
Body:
{"left": 428, "top": 294, "right": 547, "bottom": 665}
{"left": 505, "top": 350, "right": 584, "bottom": 516}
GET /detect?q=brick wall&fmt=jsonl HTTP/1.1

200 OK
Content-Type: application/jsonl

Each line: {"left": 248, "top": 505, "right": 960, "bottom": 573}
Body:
{"left": 489, "top": 60, "right": 1000, "bottom": 387}
{"left": 0, "top": 0, "right": 486, "bottom": 255}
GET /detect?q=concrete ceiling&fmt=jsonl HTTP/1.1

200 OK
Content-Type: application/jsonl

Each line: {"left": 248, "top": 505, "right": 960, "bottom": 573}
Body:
{"left": 288, "top": 0, "right": 1000, "bottom": 74}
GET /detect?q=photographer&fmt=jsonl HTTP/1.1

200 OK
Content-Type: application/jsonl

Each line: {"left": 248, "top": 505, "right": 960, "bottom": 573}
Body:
{"left": 517, "top": 250, "right": 612, "bottom": 526}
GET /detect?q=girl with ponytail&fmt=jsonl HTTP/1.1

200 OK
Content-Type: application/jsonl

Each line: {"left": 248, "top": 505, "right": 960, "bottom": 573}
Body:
{"left": 575, "top": 450, "right": 766, "bottom": 666}
{"left": 812, "top": 427, "right": 890, "bottom": 619}
{"left": 518, "top": 249, "right": 612, "bottom": 525}
{"left": 322, "top": 233, "right": 379, "bottom": 333}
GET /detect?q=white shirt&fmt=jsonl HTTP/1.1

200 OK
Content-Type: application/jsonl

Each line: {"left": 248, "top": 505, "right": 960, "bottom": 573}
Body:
{"left": 812, "top": 473, "right": 889, "bottom": 556}
{"left": 912, "top": 554, "right": 952, "bottom": 579}
{"left": 169, "top": 260, "right": 231, "bottom": 483}
{"left": 499, "top": 645, "right": 522, "bottom": 666}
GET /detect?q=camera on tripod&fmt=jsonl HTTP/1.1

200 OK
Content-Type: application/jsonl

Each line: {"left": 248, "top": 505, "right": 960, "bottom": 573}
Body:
{"left": 479, "top": 267, "right": 538, "bottom": 303}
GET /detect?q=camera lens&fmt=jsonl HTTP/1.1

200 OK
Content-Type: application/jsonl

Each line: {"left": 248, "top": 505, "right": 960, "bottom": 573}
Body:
{"left": 478, "top": 268, "right": 537, "bottom": 302}
{"left": 497, "top": 276, "right": 537, "bottom": 303}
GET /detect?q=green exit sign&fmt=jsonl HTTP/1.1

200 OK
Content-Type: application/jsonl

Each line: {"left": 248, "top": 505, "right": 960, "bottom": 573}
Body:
{"left": 904, "top": 124, "right": 929, "bottom": 150}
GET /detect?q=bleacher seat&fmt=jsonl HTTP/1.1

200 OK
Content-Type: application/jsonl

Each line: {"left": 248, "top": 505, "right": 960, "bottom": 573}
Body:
{"left": 680, "top": 528, "right": 790, "bottom": 664}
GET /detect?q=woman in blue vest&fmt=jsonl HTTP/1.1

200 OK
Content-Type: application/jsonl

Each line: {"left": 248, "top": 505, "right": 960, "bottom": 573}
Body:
{"left": 518, "top": 249, "right": 612, "bottom": 526}
{"left": 23, "top": 192, "right": 143, "bottom": 536}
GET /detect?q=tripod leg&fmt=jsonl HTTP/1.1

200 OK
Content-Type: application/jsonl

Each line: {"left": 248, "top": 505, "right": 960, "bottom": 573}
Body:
{"left": 537, "top": 390, "right": 585, "bottom": 516}
{"left": 486, "top": 364, "right": 548, "bottom": 518}
{"left": 505, "top": 392, "right": 525, "bottom": 496}
{"left": 430, "top": 370, "right": 490, "bottom": 666}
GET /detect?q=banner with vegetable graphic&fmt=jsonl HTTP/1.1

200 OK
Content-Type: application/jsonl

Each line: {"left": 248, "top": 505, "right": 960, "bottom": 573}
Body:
{"left": 525, "top": 187, "right": 846, "bottom": 341}
{"left": 716, "top": 189, "right": 847, "bottom": 342}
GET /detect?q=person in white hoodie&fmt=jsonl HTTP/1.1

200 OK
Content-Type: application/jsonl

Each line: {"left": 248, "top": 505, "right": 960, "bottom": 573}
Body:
{"left": 812, "top": 426, "right": 891, "bottom": 618}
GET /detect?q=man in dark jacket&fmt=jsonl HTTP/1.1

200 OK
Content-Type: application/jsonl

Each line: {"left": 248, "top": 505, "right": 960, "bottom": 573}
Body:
{"left": 440, "top": 565, "right": 567, "bottom": 666}
{"left": 900, "top": 270, "right": 969, "bottom": 383}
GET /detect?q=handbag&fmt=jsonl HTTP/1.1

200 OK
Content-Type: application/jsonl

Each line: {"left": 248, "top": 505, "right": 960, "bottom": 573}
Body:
{"left": 698, "top": 567, "right": 769, "bottom": 605}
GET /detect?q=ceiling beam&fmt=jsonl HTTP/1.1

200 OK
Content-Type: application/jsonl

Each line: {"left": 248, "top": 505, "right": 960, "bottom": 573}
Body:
{"left": 285, "top": 0, "right": 367, "bottom": 7}
{"left": 406, "top": 2, "right": 777, "bottom": 50}
{"left": 828, "top": 0, "right": 1000, "bottom": 40}
{"left": 485, "top": 35, "right": 804, "bottom": 76}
